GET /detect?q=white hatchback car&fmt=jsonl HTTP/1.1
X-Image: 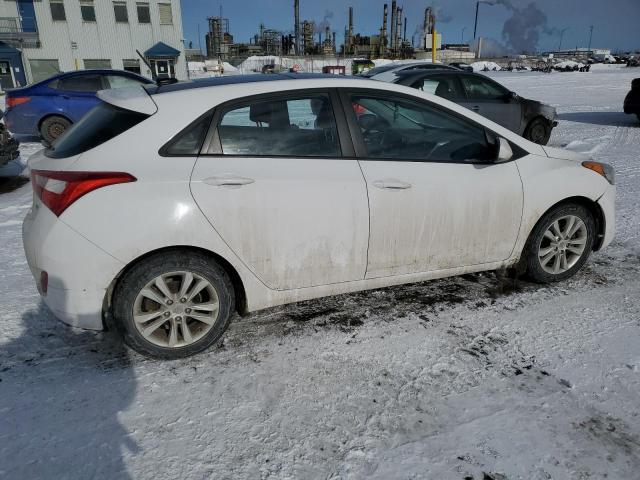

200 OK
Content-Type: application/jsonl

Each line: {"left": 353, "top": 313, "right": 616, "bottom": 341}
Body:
{"left": 23, "top": 74, "right": 615, "bottom": 358}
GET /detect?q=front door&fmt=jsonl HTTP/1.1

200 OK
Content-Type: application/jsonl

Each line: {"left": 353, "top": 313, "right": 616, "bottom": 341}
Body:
{"left": 152, "top": 59, "right": 175, "bottom": 77}
{"left": 190, "top": 91, "right": 369, "bottom": 290}
{"left": 343, "top": 90, "right": 523, "bottom": 278}
{"left": 53, "top": 73, "right": 104, "bottom": 122}
{"left": 458, "top": 74, "right": 522, "bottom": 134}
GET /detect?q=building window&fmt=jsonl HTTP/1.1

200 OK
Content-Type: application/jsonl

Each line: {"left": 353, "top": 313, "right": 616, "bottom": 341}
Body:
{"left": 84, "top": 59, "right": 112, "bottom": 69}
{"left": 158, "top": 3, "right": 173, "bottom": 25}
{"left": 136, "top": 2, "right": 150, "bottom": 24}
{"left": 29, "top": 59, "right": 60, "bottom": 83}
{"left": 123, "top": 59, "right": 141, "bottom": 74}
{"left": 113, "top": 1, "right": 128, "bottom": 23}
{"left": 50, "top": 0, "right": 66, "bottom": 21}
{"left": 80, "top": 0, "right": 96, "bottom": 22}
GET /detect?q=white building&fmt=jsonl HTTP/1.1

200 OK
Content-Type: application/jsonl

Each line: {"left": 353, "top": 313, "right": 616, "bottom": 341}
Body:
{"left": 0, "top": 0, "right": 186, "bottom": 87}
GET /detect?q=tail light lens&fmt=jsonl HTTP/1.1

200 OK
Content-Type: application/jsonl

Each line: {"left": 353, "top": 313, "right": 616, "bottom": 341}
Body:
{"left": 31, "top": 170, "right": 136, "bottom": 216}
{"left": 6, "top": 96, "right": 31, "bottom": 109}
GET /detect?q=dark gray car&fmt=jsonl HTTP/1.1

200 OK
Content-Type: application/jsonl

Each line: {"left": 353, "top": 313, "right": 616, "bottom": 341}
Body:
{"left": 392, "top": 70, "right": 558, "bottom": 145}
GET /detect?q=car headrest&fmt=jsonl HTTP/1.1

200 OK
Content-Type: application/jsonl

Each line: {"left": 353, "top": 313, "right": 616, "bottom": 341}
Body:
{"left": 249, "top": 101, "right": 290, "bottom": 128}
{"left": 435, "top": 81, "right": 452, "bottom": 98}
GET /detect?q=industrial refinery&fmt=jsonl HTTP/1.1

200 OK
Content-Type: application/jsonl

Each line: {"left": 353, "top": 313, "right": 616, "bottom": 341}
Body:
{"left": 200, "top": 1, "right": 469, "bottom": 66}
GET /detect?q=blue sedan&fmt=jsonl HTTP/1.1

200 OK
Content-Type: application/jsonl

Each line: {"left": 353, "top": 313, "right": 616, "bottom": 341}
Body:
{"left": 4, "top": 69, "right": 153, "bottom": 143}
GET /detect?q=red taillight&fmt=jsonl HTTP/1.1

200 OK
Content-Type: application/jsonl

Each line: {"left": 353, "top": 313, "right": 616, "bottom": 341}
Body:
{"left": 6, "top": 96, "right": 31, "bottom": 109}
{"left": 31, "top": 170, "right": 136, "bottom": 216}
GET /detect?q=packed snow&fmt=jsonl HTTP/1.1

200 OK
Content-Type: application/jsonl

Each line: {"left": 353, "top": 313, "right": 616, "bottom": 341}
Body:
{"left": 471, "top": 61, "right": 503, "bottom": 72}
{"left": 1, "top": 65, "right": 640, "bottom": 479}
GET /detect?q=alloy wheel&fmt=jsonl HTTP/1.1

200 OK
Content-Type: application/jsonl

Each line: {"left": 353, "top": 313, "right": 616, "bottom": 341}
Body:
{"left": 132, "top": 271, "right": 220, "bottom": 348}
{"left": 537, "top": 215, "right": 588, "bottom": 275}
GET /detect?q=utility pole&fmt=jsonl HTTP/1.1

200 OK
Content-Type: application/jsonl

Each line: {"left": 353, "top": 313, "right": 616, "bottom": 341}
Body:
{"left": 462, "top": 26, "right": 467, "bottom": 44}
{"left": 473, "top": 1, "right": 480, "bottom": 39}
{"left": 587, "top": 25, "right": 594, "bottom": 60}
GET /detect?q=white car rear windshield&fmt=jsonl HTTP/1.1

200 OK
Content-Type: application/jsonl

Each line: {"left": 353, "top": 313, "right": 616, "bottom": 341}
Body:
{"left": 45, "top": 103, "right": 149, "bottom": 159}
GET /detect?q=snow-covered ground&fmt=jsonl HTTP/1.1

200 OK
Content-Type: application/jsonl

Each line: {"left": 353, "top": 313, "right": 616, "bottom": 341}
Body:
{"left": 1, "top": 66, "right": 639, "bottom": 479}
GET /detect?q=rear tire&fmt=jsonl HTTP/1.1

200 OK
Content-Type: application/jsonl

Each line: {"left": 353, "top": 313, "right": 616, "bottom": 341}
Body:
{"left": 524, "top": 117, "right": 551, "bottom": 145}
{"left": 520, "top": 203, "right": 595, "bottom": 283}
{"left": 112, "top": 251, "right": 235, "bottom": 359}
{"left": 40, "top": 115, "right": 71, "bottom": 144}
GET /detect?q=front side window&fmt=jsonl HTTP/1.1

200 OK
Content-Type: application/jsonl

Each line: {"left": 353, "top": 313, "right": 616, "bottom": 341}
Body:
{"left": 217, "top": 94, "right": 341, "bottom": 157}
{"left": 136, "top": 2, "right": 150, "bottom": 23}
{"left": 113, "top": 1, "right": 128, "bottom": 23}
{"left": 158, "top": 3, "right": 173, "bottom": 25}
{"left": 50, "top": 0, "right": 66, "bottom": 21}
{"left": 349, "top": 94, "right": 493, "bottom": 162}
{"left": 46, "top": 103, "right": 149, "bottom": 159}
{"left": 80, "top": 0, "right": 96, "bottom": 22}
{"left": 460, "top": 76, "right": 509, "bottom": 100}
{"left": 55, "top": 74, "right": 103, "bottom": 92}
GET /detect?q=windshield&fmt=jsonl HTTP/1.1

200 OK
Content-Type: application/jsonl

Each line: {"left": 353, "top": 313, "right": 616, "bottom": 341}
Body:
{"left": 45, "top": 103, "right": 149, "bottom": 159}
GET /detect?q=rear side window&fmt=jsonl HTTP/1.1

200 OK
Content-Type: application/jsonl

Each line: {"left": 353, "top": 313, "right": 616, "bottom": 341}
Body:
{"left": 216, "top": 94, "right": 341, "bottom": 157}
{"left": 412, "top": 76, "right": 464, "bottom": 100}
{"left": 45, "top": 103, "right": 148, "bottom": 158}
{"left": 161, "top": 113, "right": 213, "bottom": 156}
{"left": 55, "top": 75, "right": 103, "bottom": 92}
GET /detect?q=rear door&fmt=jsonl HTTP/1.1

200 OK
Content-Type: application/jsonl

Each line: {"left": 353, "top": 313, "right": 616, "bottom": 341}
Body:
{"left": 341, "top": 89, "right": 523, "bottom": 278}
{"left": 458, "top": 74, "right": 521, "bottom": 133}
{"left": 52, "top": 74, "right": 104, "bottom": 122}
{"left": 189, "top": 90, "right": 369, "bottom": 290}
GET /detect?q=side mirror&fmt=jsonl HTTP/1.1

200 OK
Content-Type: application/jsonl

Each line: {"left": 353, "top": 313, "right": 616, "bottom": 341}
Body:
{"left": 503, "top": 91, "right": 517, "bottom": 102}
{"left": 496, "top": 137, "right": 513, "bottom": 163}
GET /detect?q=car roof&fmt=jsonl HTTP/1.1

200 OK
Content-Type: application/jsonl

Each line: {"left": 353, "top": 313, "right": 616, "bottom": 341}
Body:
{"left": 44, "top": 69, "right": 152, "bottom": 85}
{"left": 145, "top": 73, "right": 357, "bottom": 95}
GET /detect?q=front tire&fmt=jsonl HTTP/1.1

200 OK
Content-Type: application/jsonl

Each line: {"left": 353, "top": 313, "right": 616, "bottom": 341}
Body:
{"left": 520, "top": 203, "right": 596, "bottom": 283}
{"left": 40, "top": 115, "right": 71, "bottom": 144}
{"left": 113, "top": 251, "right": 235, "bottom": 359}
{"left": 524, "top": 117, "right": 551, "bottom": 145}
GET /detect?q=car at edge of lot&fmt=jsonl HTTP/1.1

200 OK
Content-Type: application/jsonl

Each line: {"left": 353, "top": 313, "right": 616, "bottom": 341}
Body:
{"left": 4, "top": 69, "right": 153, "bottom": 143}
{"left": 623, "top": 78, "right": 640, "bottom": 122}
{"left": 22, "top": 74, "right": 615, "bottom": 359}
{"left": 359, "top": 61, "right": 460, "bottom": 81}
{"left": 448, "top": 62, "right": 474, "bottom": 72}
{"left": 391, "top": 69, "right": 558, "bottom": 145}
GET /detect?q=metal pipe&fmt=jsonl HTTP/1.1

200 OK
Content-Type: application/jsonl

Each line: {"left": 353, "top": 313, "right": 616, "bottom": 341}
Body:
{"left": 473, "top": 1, "right": 479, "bottom": 39}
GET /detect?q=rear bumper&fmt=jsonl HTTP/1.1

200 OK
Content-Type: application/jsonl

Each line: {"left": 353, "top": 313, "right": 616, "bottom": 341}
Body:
{"left": 596, "top": 184, "right": 616, "bottom": 250}
{"left": 22, "top": 201, "right": 124, "bottom": 330}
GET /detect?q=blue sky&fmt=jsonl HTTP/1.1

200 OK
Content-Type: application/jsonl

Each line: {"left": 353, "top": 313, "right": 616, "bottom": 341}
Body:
{"left": 180, "top": 0, "right": 640, "bottom": 53}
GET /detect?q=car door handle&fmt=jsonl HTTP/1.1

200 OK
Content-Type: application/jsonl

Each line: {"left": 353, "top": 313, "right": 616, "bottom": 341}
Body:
{"left": 471, "top": 105, "right": 480, "bottom": 112}
{"left": 202, "top": 175, "right": 255, "bottom": 187}
{"left": 372, "top": 179, "right": 412, "bottom": 190}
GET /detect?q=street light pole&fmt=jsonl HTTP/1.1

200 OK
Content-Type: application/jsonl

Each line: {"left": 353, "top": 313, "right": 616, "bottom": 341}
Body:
{"left": 473, "top": 1, "right": 480, "bottom": 39}
{"left": 587, "top": 25, "right": 594, "bottom": 60}
{"left": 558, "top": 27, "right": 569, "bottom": 52}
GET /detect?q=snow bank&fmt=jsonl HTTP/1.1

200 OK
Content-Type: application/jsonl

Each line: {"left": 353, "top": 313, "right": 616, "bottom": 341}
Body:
{"left": 471, "top": 61, "right": 502, "bottom": 72}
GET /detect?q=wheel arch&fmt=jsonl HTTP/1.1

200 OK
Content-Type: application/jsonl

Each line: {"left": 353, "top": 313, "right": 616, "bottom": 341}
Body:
{"left": 522, "top": 195, "right": 606, "bottom": 257}
{"left": 37, "top": 113, "right": 73, "bottom": 131}
{"left": 102, "top": 245, "right": 248, "bottom": 330}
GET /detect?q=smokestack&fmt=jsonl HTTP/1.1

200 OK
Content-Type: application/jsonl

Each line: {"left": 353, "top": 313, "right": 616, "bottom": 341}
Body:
{"left": 396, "top": 7, "right": 403, "bottom": 52}
{"left": 381, "top": 3, "right": 388, "bottom": 56}
{"left": 332, "top": 31, "right": 336, "bottom": 49}
{"left": 403, "top": 17, "right": 407, "bottom": 42}
{"left": 390, "top": 1, "right": 397, "bottom": 52}
{"left": 294, "top": 0, "right": 300, "bottom": 55}
{"left": 346, "top": 6, "right": 354, "bottom": 54}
